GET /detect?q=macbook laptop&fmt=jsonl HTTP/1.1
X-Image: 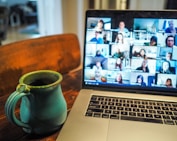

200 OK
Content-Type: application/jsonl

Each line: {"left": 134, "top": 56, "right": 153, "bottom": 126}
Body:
{"left": 57, "top": 10, "right": 177, "bottom": 141}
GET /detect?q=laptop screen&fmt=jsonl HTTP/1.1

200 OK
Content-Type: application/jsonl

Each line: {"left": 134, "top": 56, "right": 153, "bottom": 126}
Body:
{"left": 83, "top": 10, "right": 177, "bottom": 96}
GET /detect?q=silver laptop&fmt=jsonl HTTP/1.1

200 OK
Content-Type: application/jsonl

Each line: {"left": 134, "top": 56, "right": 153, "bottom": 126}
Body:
{"left": 57, "top": 10, "right": 177, "bottom": 141}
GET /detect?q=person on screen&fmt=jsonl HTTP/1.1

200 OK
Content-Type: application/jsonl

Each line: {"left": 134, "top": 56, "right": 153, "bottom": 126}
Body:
{"left": 93, "top": 61, "right": 102, "bottom": 70}
{"left": 139, "top": 49, "right": 146, "bottom": 58}
{"left": 115, "top": 73, "right": 123, "bottom": 84}
{"left": 144, "top": 36, "right": 158, "bottom": 46}
{"left": 94, "top": 19, "right": 104, "bottom": 33}
{"left": 94, "top": 69, "right": 102, "bottom": 82}
{"left": 149, "top": 36, "right": 158, "bottom": 46}
{"left": 115, "top": 58, "right": 123, "bottom": 71}
{"left": 115, "top": 32, "right": 124, "bottom": 43}
{"left": 165, "top": 35, "right": 176, "bottom": 48}
{"left": 159, "top": 60, "right": 174, "bottom": 74}
{"left": 90, "top": 31, "right": 104, "bottom": 44}
{"left": 136, "top": 59, "right": 149, "bottom": 73}
{"left": 165, "top": 78, "right": 173, "bottom": 88}
{"left": 165, "top": 52, "right": 172, "bottom": 61}
{"left": 117, "top": 21, "right": 129, "bottom": 37}
{"left": 114, "top": 33, "right": 129, "bottom": 52}
{"left": 133, "top": 48, "right": 146, "bottom": 58}
{"left": 112, "top": 48, "right": 124, "bottom": 60}
{"left": 92, "top": 61, "right": 102, "bottom": 82}
{"left": 95, "top": 50, "right": 104, "bottom": 58}
{"left": 165, "top": 20, "right": 177, "bottom": 34}
{"left": 136, "top": 75, "right": 146, "bottom": 86}
{"left": 103, "top": 34, "right": 110, "bottom": 44}
{"left": 94, "top": 19, "right": 109, "bottom": 44}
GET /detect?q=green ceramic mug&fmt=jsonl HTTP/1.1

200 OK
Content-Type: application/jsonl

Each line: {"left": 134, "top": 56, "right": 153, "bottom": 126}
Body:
{"left": 5, "top": 70, "right": 67, "bottom": 134}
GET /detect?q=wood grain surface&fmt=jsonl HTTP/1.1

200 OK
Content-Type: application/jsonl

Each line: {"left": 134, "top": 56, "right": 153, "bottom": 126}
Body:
{"left": 0, "top": 33, "right": 81, "bottom": 141}
{"left": 0, "top": 69, "right": 82, "bottom": 141}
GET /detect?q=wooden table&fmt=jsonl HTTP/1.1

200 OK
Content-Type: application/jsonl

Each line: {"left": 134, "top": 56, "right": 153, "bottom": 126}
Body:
{"left": 0, "top": 69, "right": 82, "bottom": 141}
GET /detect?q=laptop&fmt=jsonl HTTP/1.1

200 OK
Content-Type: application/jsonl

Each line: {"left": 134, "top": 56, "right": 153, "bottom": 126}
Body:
{"left": 57, "top": 10, "right": 177, "bottom": 141}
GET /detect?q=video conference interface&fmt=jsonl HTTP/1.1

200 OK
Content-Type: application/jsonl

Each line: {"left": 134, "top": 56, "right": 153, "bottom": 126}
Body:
{"left": 84, "top": 15, "right": 177, "bottom": 89}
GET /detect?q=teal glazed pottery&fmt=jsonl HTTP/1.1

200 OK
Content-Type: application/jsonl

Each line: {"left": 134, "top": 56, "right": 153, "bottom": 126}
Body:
{"left": 5, "top": 70, "right": 67, "bottom": 134}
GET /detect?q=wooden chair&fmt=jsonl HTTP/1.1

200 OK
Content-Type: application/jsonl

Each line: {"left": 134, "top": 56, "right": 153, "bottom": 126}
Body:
{"left": 0, "top": 33, "right": 81, "bottom": 116}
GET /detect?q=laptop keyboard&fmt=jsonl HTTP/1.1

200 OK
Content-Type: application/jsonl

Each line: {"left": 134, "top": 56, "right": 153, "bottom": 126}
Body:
{"left": 85, "top": 95, "right": 177, "bottom": 125}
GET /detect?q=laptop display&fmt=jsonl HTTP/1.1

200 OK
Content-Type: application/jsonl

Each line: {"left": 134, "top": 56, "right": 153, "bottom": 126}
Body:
{"left": 83, "top": 10, "right": 177, "bottom": 96}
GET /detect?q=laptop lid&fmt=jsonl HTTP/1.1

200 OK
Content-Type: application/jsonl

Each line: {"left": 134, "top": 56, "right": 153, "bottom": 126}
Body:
{"left": 83, "top": 10, "right": 177, "bottom": 96}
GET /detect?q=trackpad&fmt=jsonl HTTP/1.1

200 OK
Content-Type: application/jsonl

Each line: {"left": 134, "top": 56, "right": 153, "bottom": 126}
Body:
{"left": 107, "top": 120, "right": 177, "bottom": 141}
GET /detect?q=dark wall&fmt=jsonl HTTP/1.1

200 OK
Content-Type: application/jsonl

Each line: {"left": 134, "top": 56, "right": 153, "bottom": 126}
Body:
{"left": 166, "top": 0, "right": 177, "bottom": 9}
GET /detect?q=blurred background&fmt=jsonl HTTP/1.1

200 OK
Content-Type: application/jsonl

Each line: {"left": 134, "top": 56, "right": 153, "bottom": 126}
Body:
{"left": 0, "top": 0, "right": 176, "bottom": 52}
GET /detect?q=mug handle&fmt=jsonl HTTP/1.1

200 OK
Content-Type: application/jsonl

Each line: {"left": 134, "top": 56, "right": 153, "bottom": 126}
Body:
{"left": 5, "top": 84, "right": 31, "bottom": 129}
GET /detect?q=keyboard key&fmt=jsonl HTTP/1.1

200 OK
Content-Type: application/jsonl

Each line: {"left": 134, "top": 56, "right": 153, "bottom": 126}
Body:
{"left": 90, "top": 101, "right": 99, "bottom": 104}
{"left": 157, "top": 110, "right": 164, "bottom": 114}
{"left": 116, "top": 103, "right": 122, "bottom": 106}
{"left": 171, "top": 116, "right": 177, "bottom": 120}
{"left": 149, "top": 101, "right": 156, "bottom": 106}
{"left": 98, "top": 97, "right": 104, "bottom": 101}
{"left": 172, "top": 103, "right": 177, "bottom": 107}
{"left": 101, "top": 101, "right": 107, "bottom": 105}
{"left": 154, "top": 114, "right": 161, "bottom": 119}
{"left": 149, "top": 109, "right": 156, "bottom": 114}
{"left": 146, "top": 114, "right": 153, "bottom": 118}
{"left": 165, "top": 111, "right": 173, "bottom": 115}
{"left": 88, "top": 108, "right": 103, "bottom": 113}
{"left": 162, "top": 107, "right": 169, "bottom": 110}
{"left": 146, "top": 105, "right": 153, "bottom": 109}
{"left": 102, "top": 105, "right": 109, "bottom": 109}
{"left": 121, "top": 111, "right": 128, "bottom": 116}
{"left": 117, "top": 107, "right": 124, "bottom": 110}
{"left": 121, "top": 116, "right": 163, "bottom": 124}
{"left": 123, "top": 103, "right": 129, "bottom": 107}
{"left": 85, "top": 112, "right": 93, "bottom": 117}
{"left": 91, "top": 96, "right": 97, "bottom": 101}
{"left": 113, "top": 110, "right": 119, "bottom": 115}
{"left": 93, "top": 113, "right": 101, "bottom": 117}
{"left": 110, "top": 106, "right": 116, "bottom": 110}
{"left": 170, "top": 107, "right": 177, "bottom": 111}
{"left": 157, "top": 103, "right": 164, "bottom": 106}
{"left": 102, "top": 114, "right": 109, "bottom": 118}
{"left": 127, "top": 100, "right": 133, "bottom": 103}
{"left": 139, "top": 105, "right": 145, "bottom": 108}
{"left": 164, "top": 103, "right": 172, "bottom": 107}
{"left": 162, "top": 115, "right": 170, "bottom": 119}
{"left": 105, "top": 110, "right": 112, "bottom": 114}
{"left": 141, "top": 109, "right": 148, "bottom": 113}
{"left": 164, "top": 120, "right": 175, "bottom": 125}
{"left": 108, "top": 102, "right": 114, "bottom": 106}
{"left": 154, "top": 106, "right": 161, "bottom": 110}
{"left": 125, "top": 107, "right": 132, "bottom": 111}
{"left": 129, "top": 112, "right": 136, "bottom": 117}
{"left": 142, "top": 101, "right": 148, "bottom": 105}
{"left": 89, "top": 104, "right": 100, "bottom": 109}
{"left": 134, "top": 101, "right": 141, "bottom": 104}
{"left": 133, "top": 108, "right": 140, "bottom": 112}
{"left": 131, "top": 104, "right": 137, "bottom": 108}
{"left": 110, "top": 114, "right": 119, "bottom": 119}
{"left": 137, "top": 113, "right": 145, "bottom": 117}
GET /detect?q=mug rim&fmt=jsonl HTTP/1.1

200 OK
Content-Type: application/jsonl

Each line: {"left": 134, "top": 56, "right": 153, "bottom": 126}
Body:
{"left": 19, "top": 70, "right": 63, "bottom": 88}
